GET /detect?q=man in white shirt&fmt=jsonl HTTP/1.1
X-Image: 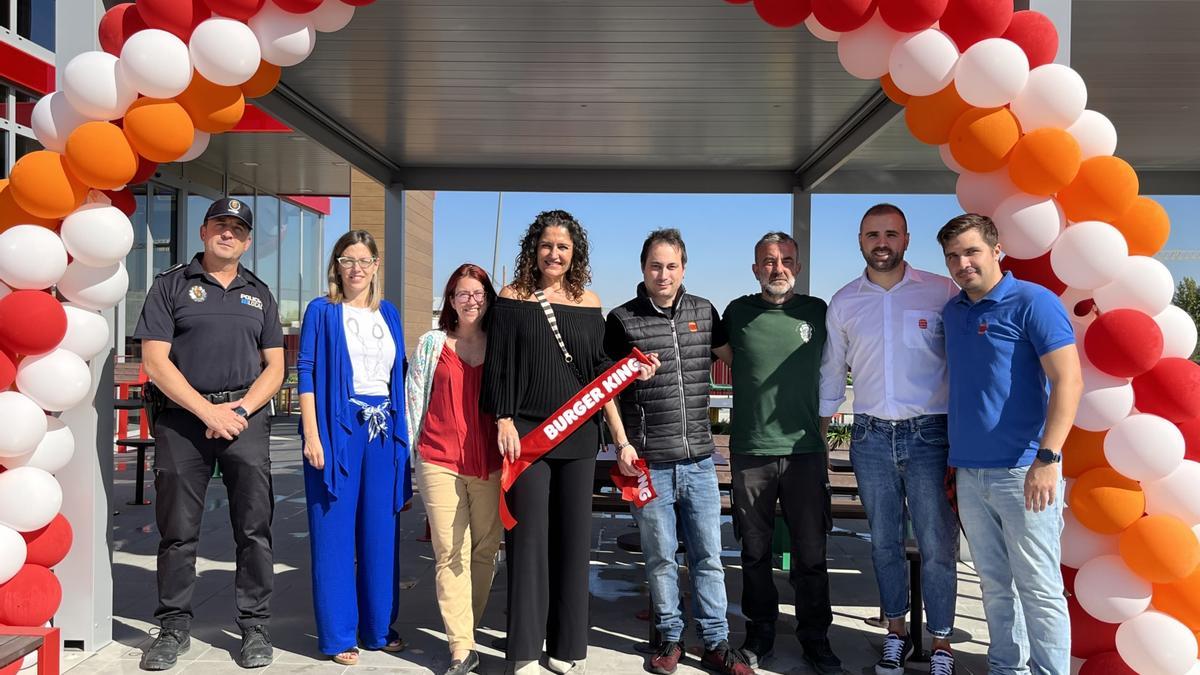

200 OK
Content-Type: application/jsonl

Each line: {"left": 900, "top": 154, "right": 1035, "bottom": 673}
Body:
{"left": 819, "top": 204, "right": 961, "bottom": 675}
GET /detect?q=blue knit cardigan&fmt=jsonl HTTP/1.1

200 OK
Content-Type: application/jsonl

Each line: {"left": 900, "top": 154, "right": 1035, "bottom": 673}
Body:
{"left": 296, "top": 296, "right": 412, "bottom": 512}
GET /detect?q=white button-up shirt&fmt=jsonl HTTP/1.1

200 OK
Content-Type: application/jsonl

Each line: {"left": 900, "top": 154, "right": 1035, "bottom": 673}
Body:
{"left": 819, "top": 264, "right": 960, "bottom": 420}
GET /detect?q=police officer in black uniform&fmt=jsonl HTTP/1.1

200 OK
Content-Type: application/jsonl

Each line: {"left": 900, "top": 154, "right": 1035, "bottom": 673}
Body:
{"left": 134, "top": 198, "right": 285, "bottom": 671}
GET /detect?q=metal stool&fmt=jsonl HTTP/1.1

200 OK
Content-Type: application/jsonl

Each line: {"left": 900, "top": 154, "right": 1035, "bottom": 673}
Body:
{"left": 115, "top": 437, "right": 154, "bottom": 505}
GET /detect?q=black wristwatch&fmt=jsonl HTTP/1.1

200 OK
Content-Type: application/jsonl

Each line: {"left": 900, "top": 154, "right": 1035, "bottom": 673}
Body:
{"left": 232, "top": 405, "right": 248, "bottom": 418}
{"left": 1035, "top": 448, "right": 1062, "bottom": 464}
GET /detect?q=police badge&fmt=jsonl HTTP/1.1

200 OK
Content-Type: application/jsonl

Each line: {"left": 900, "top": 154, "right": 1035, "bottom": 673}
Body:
{"left": 188, "top": 285, "right": 207, "bottom": 302}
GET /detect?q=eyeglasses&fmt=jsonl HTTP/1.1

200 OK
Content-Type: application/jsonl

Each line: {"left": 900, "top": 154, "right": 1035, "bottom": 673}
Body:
{"left": 453, "top": 290, "right": 487, "bottom": 303}
{"left": 337, "top": 256, "right": 378, "bottom": 269}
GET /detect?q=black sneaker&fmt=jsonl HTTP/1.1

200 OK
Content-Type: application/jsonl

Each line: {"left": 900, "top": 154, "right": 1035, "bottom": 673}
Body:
{"left": 737, "top": 632, "right": 773, "bottom": 669}
{"left": 140, "top": 628, "right": 190, "bottom": 671}
{"left": 648, "top": 640, "right": 683, "bottom": 674}
{"left": 875, "top": 633, "right": 915, "bottom": 675}
{"left": 801, "top": 638, "right": 844, "bottom": 675}
{"left": 237, "top": 625, "right": 273, "bottom": 668}
{"left": 929, "top": 648, "right": 955, "bottom": 675}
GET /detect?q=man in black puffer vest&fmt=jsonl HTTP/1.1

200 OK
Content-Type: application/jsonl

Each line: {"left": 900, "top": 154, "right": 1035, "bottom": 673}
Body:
{"left": 604, "top": 229, "right": 752, "bottom": 675}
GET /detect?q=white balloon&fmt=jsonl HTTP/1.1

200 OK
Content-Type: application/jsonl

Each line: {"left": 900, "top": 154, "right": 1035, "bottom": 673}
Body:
{"left": 1156, "top": 305, "right": 1199, "bottom": 361}
{"left": 0, "top": 392, "right": 49, "bottom": 458}
{"left": 60, "top": 203, "right": 134, "bottom": 267}
{"left": 119, "top": 29, "right": 194, "bottom": 99}
{"left": 1104, "top": 414, "right": 1185, "bottom": 483}
{"left": 1093, "top": 256, "right": 1175, "bottom": 316}
{"left": 1117, "top": 611, "right": 1198, "bottom": 675}
{"left": 178, "top": 129, "right": 212, "bottom": 163}
{"left": 838, "top": 13, "right": 908, "bottom": 80}
{"left": 805, "top": 14, "right": 841, "bottom": 42}
{"left": 312, "top": 0, "right": 355, "bottom": 32}
{"left": 0, "top": 524, "right": 26, "bottom": 585}
{"left": 0, "top": 225, "right": 68, "bottom": 290}
{"left": 30, "top": 92, "right": 89, "bottom": 154}
{"left": 1011, "top": 63, "right": 1087, "bottom": 131}
{"left": 249, "top": 2, "right": 317, "bottom": 68}
{"left": 1061, "top": 509, "right": 1119, "bottom": 569}
{"left": 1075, "top": 366, "right": 1134, "bottom": 432}
{"left": 62, "top": 51, "right": 138, "bottom": 121}
{"left": 955, "top": 168, "right": 1019, "bottom": 216}
{"left": 1060, "top": 287, "right": 1099, "bottom": 329}
{"left": 0, "top": 466, "right": 62, "bottom": 532}
{"left": 1067, "top": 110, "right": 1118, "bottom": 160}
{"left": 189, "top": 18, "right": 262, "bottom": 87}
{"left": 1050, "top": 221, "right": 1129, "bottom": 290}
{"left": 888, "top": 29, "right": 959, "bottom": 97}
{"left": 993, "top": 193, "right": 1065, "bottom": 259}
{"left": 17, "top": 348, "right": 92, "bottom": 412}
{"left": 0, "top": 416, "right": 74, "bottom": 474}
{"left": 1143, "top": 461, "right": 1200, "bottom": 524}
{"left": 59, "top": 303, "right": 110, "bottom": 361}
{"left": 1075, "top": 554, "right": 1151, "bottom": 623}
{"left": 954, "top": 38, "right": 1030, "bottom": 108}
{"left": 938, "top": 144, "right": 964, "bottom": 173}
{"left": 57, "top": 261, "right": 129, "bottom": 311}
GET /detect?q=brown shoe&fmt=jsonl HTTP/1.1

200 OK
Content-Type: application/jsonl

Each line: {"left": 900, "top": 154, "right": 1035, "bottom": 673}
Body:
{"left": 700, "top": 641, "right": 755, "bottom": 675}
{"left": 648, "top": 641, "right": 683, "bottom": 674}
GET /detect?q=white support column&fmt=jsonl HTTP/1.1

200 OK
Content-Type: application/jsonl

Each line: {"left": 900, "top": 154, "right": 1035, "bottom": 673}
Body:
{"left": 383, "top": 183, "right": 406, "bottom": 312}
{"left": 55, "top": 0, "right": 115, "bottom": 652}
{"left": 791, "top": 187, "right": 813, "bottom": 295}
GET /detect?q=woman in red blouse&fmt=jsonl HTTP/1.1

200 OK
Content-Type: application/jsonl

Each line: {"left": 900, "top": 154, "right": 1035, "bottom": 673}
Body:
{"left": 404, "top": 263, "right": 501, "bottom": 675}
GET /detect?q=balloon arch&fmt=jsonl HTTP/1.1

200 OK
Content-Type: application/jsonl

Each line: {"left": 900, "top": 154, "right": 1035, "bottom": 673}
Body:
{"left": 0, "top": 1, "right": 1196, "bottom": 673}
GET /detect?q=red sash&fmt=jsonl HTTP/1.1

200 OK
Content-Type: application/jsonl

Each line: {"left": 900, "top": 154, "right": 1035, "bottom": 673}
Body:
{"left": 609, "top": 459, "right": 657, "bottom": 507}
{"left": 499, "top": 348, "right": 652, "bottom": 529}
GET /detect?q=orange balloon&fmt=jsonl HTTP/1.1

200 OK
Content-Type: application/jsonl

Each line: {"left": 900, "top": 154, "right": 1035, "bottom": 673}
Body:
{"left": 1056, "top": 156, "right": 1140, "bottom": 223}
{"left": 0, "top": 182, "right": 60, "bottom": 232}
{"left": 1111, "top": 196, "right": 1170, "bottom": 257}
{"left": 881, "top": 74, "right": 910, "bottom": 106}
{"left": 905, "top": 84, "right": 971, "bottom": 145}
{"left": 948, "top": 107, "right": 1022, "bottom": 173}
{"left": 1155, "top": 568, "right": 1200, "bottom": 631}
{"left": 241, "top": 61, "right": 281, "bottom": 99}
{"left": 1119, "top": 514, "right": 1200, "bottom": 584}
{"left": 7, "top": 150, "right": 89, "bottom": 219}
{"left": 1063, "top": 426, "right": 1109, "bottom": 479}
{"left": 1008, "top": 128, "right": 1082, "bottom": 196}
{"left": 176, "top": 73, "right": 245, "bottom": 133}
{"left": 1068, "top": 467, "right": 1145, "bottom": 535}
{"left": 64, "top": 121, "right": 138, "bottom": 190}
{"left": 123, "top": 98, "right": 195, "bottom": 163}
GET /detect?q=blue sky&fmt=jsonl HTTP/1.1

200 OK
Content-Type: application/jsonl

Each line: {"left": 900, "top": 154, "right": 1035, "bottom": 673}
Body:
{"left": 324, "top": 192, "right": 1199, "bottom": 313}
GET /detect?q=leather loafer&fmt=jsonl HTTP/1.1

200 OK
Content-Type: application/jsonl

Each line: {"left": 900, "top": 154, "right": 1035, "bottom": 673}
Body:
{"left": 140, "top": 628, "right": 190, "bottom": 671}
{"left": 444, "top": 650, "right": 480, "bottom": 675}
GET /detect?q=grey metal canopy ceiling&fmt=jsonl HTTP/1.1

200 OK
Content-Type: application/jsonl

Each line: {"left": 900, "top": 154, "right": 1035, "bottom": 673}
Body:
{"left": 235, "top": 0, "right": 1200, "bottom": 195}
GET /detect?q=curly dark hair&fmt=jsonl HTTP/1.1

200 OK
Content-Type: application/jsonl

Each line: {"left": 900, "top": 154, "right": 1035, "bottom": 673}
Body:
{"left": 510, "top": 210, "right": 592, "bottom": 301}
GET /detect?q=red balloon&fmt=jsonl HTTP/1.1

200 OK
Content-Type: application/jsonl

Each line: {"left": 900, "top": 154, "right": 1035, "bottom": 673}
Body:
{"left": 202, "top": 0, "right": 265, "bottom": 21}
{"left": 130, "top": 157, "right": 159, "bottom": 186}
{"left": 1079, "top": 652, "right": 1138, "bottom": 675}
{"left": 811, "top": 0, "right": 877, "bottom": 33}
{"left": 339, "top": 0, "right": 377, "bottom": 5}
{"left": 1002, "top": 10, "right": 1059, "bottom": 68}
{"left": 274, "top": 0, "right": 322, "bottom": 12}
{"left": 0, "top": 350, "right": 14, "bottom": 390}
{"left": 1084, "top": 309, "right": 1164, "bottom": 379}
{"left": 939, "top": 0, "right": 1013, "bottom": 51}
{"left": 1180, "top": 418, "right": 1200, "bottom": 463}
{"left": 753, "top": 0, "right": 812, "bottom": 27}
{"left": 725, "top": 0, "right": 753, "bottom": 3}
{"left": 0, "top": 291, "right": 67, "bottom": 356}
{"left": 22, "top": 515, "right": 73, "bottom": 568}
{"left": 1068, "top": 593, "right": 1118, "bottom": 659}
{"left": 103, "top": 187, "right": 137, "bottom": 217}
{"left": 136, "top": 0, "right": 211, "bottom": 41}
{"left": 1000, "top": 252, "right": 1067, "bottom": 296}
{"left": 0, "top": 564, "right": 62, "bottom": 627}
{"left": 98, "top": 3, "right": 148, "bottom": 57}
{"left": 1133, "top": 358, "right": 1200, "bottom": 423}
{"left": 1062, "top": 564, "right": 1078, "bottom": 594}
{"left": 877, "top": 0, "right": 947, "bottom": 32}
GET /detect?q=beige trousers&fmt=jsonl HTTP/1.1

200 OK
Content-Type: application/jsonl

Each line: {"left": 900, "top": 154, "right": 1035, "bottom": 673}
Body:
{"left": 416, "top": 461, "right": 503, "bottom": 653}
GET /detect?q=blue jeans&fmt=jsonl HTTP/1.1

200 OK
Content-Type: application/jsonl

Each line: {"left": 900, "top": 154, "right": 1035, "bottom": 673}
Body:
{"left": 851, "top": 414, "right": 959, "bottom": 638}
{"left": 632, "top": 455, "right": 729, "bottom": 648}
{"left": 957, "top": 466, "right": 1069, "bottom": 675}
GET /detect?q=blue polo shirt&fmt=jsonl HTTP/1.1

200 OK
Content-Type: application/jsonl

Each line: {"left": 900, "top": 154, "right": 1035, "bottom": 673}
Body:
{"left": 943, "top": 272, "right": 1075, "bottom": 468}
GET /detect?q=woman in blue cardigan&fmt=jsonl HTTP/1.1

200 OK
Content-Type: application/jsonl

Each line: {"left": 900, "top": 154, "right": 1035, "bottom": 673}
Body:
{"left": 298, "top": 229, "right": 411, "bottom": 665}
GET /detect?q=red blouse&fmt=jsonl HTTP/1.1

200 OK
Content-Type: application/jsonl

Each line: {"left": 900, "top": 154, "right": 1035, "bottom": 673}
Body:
{"left": 417, "top": 346, "right": 502, "bottom": 478}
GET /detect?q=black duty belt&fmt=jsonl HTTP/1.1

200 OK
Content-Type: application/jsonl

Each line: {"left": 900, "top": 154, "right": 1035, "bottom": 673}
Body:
{"left": 164, "top": 388, "right": 251, "bottom": 408}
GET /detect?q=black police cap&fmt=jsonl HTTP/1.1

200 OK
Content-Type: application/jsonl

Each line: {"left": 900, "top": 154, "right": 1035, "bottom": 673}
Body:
{"left": 204, "top": 197, "right": 254, "bottom": 230}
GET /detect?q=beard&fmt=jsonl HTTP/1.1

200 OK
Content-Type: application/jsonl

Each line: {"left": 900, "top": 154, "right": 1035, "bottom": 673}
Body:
{"left": 759, "top": 275, "right": 794, "bottom": 299}
{"left": 862, "top": 246, "right": 904, "bottom": 273}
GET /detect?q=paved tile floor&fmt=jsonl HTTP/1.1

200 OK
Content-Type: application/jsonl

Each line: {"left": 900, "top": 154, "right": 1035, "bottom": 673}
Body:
{"left": 64, "top": 417, "right": 993, "bottom": 674}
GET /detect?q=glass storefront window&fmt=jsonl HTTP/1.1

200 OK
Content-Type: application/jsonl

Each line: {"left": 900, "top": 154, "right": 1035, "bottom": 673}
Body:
{"left": 15, "top": 133, "right": 38, "bottom": 162}
{"left": 124, "top": 190, "right": 149, "bottom": 340}
{"left": 16, "top": 0, "right": 54, "bottom": 51}
{"left": 255, "top": 195, "right": 280, "bottom": 302}
{"left": 279, "top": 201, "right": 302, "bottom": 324}
{"left": 185, "top": 195, "right": 208, "bottom": 261}
{"left": 150, "top": 190, "right": 175, "bottom": 275}
{"left": 13, "top": 88, "right": 34, "bottom": 128}
{"left": 301, "top": 211, "right": 322, "bottom": 311}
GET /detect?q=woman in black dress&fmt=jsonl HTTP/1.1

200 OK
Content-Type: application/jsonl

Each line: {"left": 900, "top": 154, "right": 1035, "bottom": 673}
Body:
{"left": 482, "top": 210, "right": 657, "bottom": 675}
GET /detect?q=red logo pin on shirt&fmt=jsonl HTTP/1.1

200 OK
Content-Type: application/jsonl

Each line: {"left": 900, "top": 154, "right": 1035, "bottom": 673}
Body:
{"left": 978, "top": 321, "right": 988, "bottom": 335}
{"left": 688, "top": 322, "right": 698, "bottom": 332}
{"left": 918, "top": 318, "right": 928, "bottom": 330}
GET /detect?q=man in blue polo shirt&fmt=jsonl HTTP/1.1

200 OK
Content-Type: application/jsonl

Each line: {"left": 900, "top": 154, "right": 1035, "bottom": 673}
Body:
{"left": 938, "top": 213, "right": 1082, "bottom": 675}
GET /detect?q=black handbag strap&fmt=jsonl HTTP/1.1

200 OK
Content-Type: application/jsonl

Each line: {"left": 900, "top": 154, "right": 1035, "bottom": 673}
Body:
{"left": 533, "top": 289, "right": 589, "bottom": 387}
